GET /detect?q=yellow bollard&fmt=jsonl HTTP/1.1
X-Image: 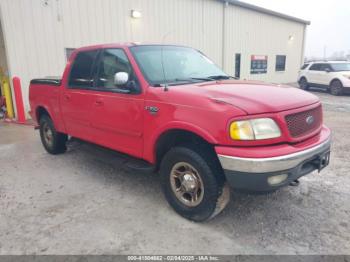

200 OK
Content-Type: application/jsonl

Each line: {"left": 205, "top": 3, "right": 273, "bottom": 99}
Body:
{"left": 0, "top": 80, "right": 4, "bottom": 95}
{"left": 0, "top": 70, "right": 5, "bottom": 96}
{"left": 3, "top": 78, "right": 15, "bottom": 119}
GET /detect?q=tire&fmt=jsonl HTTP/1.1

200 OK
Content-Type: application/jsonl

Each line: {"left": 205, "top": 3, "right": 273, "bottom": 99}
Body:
{"left": 160, "top": 146, "right": 230, "bottom": 222}
{"left": 299, "top": 77, "right": 309, "bottom": 90}
{"left": 329, "top": 80, "right": 343, "bottom": 96}
{"left": 39, "top": 114, "right": 67, "bottom": 154}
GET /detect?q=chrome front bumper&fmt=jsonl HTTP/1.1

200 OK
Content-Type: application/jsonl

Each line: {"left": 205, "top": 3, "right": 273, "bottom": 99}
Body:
{"left": 218, "top": 137, "right": 331, "bottom": 173}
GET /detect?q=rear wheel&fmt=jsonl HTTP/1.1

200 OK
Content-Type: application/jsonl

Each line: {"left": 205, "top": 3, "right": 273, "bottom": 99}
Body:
{"left": 329, "top": 80, "right": 343, "bottom": 96}
{"left": 299, "top": 77, "right": 309, "bottom": 90}
{"left": 160, "top": 146, "right": 230, "bottom": 222}
{"left": 39, "top": 115, "right": 67, "bottom": 154}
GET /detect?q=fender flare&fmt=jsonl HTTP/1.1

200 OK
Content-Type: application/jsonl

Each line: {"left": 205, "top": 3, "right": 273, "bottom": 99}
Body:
{"left": 144, "top": 121, "right": 218, "bottom": 163}
{"left": 35, "top": 103, "right": 64, "bottom": 132}
{"left": 329, "top": 78, "right": 343, "bottom": 87}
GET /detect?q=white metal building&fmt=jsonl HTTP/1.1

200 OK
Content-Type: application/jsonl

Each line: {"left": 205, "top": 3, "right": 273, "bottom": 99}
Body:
{"left": 0, "top": 0, "right": 309, "bottom": 117}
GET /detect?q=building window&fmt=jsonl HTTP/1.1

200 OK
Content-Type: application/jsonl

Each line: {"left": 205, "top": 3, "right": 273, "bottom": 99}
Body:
{"left": 276, "top": 55, "right": 286, "bottom": 71}
{"left": 235, "top": 53, "right": 241, "bottom": 79}
{"left": 250, "top": 55, "right": 268, "bottom": 74}
{"left": 65, "top": 48, "right": 75, "bottom": 61}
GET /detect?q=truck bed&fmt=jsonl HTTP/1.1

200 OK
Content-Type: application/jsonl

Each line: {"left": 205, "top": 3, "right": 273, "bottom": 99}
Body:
{"left": 29, "top": 76, "right": 63, "bottom": 128}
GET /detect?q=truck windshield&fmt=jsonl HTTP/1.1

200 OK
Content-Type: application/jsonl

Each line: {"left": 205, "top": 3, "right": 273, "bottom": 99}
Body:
{"left": 130, "top": 45, "right": 228, "bottom": 86}
{"left": 330, "top": 63, "right": 350, "bottom": 72}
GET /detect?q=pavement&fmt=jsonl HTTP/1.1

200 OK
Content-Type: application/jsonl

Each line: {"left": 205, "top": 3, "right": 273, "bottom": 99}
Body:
{"left": 0, "top": 88, "right": 350, "bottom": 255}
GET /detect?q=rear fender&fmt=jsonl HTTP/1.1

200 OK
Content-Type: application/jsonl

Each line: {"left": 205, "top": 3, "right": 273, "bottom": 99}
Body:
{"left": 35, "top": 103, "right": 65, "bottom": 133}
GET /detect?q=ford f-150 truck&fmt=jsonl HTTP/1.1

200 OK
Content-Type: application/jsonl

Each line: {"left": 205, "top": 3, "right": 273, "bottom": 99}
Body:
{"left": 29, "top": 43, "right": 331, "bottom": 221}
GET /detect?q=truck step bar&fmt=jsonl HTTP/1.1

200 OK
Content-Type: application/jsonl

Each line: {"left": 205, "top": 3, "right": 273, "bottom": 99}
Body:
{"left": 124, "top": 159, "right": 155, "bottom": 175}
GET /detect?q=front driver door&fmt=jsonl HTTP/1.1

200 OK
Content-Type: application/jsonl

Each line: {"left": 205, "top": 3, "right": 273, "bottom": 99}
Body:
{"left": 89, "top": 48, "right": 144, "bottom": 158}
{"left": 307, "top": 63, "right": 321, "bottom": 84}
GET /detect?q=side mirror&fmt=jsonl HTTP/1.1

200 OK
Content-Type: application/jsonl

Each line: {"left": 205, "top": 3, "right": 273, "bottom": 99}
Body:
{"left": 325, "top": 68, "right": 331, "bottom": 73}
{"left": 114, "top": 72, "right": 129, "bottom": 86}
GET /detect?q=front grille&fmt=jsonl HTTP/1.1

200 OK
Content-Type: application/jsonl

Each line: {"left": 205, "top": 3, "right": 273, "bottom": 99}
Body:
{"left": 285, "top": 106, "right": 322, "bottom": 138}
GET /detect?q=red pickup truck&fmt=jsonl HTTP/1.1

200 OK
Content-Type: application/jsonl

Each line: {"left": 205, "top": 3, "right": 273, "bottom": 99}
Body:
{"left": 29, "top": 43, "right": 331, "bottom": 221}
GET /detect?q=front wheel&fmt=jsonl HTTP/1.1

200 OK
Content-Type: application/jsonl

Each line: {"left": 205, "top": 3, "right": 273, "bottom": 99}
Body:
{"left": 160, "top": 146, "right": 230, "bottom": 222}
{"left": 299, "top": 77, "right": 309, "bottom": 90}
{"left": 39, "top": 115, "right": 67, "bottom": 154}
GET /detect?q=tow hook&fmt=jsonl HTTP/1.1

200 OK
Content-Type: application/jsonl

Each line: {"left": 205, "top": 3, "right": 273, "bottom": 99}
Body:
{"left": 289, "top": 179, "right": 300, "bottom": 186}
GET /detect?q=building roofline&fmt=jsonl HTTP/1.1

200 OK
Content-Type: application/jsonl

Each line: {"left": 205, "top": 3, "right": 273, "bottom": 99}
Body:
{"left": 218, "top": 0, "right": 311, "bottom": 25}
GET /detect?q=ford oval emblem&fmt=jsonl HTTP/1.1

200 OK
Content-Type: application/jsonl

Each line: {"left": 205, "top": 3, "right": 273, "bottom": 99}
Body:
{"left": 306, "top": 115, "right": 314, "bottom": 125}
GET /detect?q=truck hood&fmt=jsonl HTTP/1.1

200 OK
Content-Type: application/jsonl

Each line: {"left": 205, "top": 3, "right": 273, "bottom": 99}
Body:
{"left": 182, "top": 80, "right": 319, "bottom": 114}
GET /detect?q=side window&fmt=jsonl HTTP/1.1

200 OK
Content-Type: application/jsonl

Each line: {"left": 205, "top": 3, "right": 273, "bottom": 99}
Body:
{"left": 309, "top": 64, "right": 320, "bottom": 71}
{"left": 96, "top": 49, "right": 133, "bottom": 89}
{"left": 275, "top": 55, "right": 286, "bottom": 71}
{"left": 68, "top": 50, "right": 98, "bottom": 88}
{"left": 320, "top": 64, "right": 332, "bottom": 72}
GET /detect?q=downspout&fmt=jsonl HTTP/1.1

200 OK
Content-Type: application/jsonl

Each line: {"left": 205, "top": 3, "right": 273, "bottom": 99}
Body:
{"left": 300, "top": 24, "right": 307, "bottom": 65}
{"left": 221, "top": 1, "right": 228, "bottom": 69}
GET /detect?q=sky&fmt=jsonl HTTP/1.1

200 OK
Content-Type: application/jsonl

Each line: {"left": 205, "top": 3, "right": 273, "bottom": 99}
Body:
{"left": 243, "top": 0, "right": 350, "bottom": 58}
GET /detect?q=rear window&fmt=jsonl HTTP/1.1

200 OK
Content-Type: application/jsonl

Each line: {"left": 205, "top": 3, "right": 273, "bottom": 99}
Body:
{"left": 68, "top": 50, "right": 99, "bottom": 88}
{"left": 330, "top": 63, "right": 350, "bottom": 72}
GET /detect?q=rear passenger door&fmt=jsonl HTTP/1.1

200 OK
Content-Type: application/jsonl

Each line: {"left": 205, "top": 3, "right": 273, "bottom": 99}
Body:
{"left": 60, "top": 49, "right": 99, "bottom": 141}
{"left": 89, "top": 48, "right": 144, "bottom": 158}
{"left": 318, "top": 64, "right": 333, "bottom": 85}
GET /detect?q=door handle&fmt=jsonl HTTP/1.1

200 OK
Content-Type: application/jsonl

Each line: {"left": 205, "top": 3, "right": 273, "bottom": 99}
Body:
{"left": 94, "top": 99, "right": 104, "bottom": 106}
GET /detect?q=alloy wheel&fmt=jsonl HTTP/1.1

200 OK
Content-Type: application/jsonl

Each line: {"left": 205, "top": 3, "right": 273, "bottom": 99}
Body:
{"left": 170, "top": 162, "right": 204, "bottom": 207}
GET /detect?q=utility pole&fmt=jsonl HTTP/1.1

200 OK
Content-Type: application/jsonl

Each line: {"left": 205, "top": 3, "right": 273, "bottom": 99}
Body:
{"left": 323, "top": 45, "right": 327, "bottom": 60}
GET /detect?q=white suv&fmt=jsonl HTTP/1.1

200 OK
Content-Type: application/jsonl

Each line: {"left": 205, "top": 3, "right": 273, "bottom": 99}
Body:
{"left": 298, "top": 61, "right": 350, "bottom": 95}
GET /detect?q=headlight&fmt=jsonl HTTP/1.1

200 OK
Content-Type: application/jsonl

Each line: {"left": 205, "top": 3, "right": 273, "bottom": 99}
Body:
{"left": 230, "top": 118, "right": 281, "bottom": 140}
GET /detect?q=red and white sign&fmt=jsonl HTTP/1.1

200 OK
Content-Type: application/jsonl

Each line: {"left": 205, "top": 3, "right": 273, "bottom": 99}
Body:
{"left": 250, "top": 55, "right": 268, "bottom": 74}
{"left": 251, "top": 55, "right": 267, "bottom": 61}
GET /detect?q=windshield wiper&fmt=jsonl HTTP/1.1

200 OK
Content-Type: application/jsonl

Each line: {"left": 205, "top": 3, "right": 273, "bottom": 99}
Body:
{"left": 174, "top": 77, "right": 216, "bottom": 82}
{"left": 189, "top": 77, "right": 215, "bottom": 81}
{"left": 164, "top": 78, "right": 212, "bottom": 85}
{"left": 153, "top": 79, "right": 195, "bottom": 87}
{"left": 207, "top": 75, "right": 233, "bottom": 80}
{"left": 153, "top": 76, "right": 227, "bottom": 87}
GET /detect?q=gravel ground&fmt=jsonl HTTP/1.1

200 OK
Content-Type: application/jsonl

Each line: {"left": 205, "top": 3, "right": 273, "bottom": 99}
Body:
{"left": 0, "top": 88, "right": 350, "bottom": 255}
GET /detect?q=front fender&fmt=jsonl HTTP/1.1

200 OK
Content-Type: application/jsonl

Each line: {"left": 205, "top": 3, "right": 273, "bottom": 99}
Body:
{"left": 143, "top": 121, "right": 218, "bottom": 164}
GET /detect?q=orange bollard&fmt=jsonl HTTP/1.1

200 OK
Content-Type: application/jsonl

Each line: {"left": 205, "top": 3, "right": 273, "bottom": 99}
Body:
{"left": 12, "top": 76, "right": 26, "bottom": 123}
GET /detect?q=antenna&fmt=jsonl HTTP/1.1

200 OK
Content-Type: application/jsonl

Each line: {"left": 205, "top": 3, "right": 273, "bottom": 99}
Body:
{"left": 160, "top": 43, "right": 168, "bottom": 91}
{"left": 160, "top": 30, "right": 175, "bottom": 91}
